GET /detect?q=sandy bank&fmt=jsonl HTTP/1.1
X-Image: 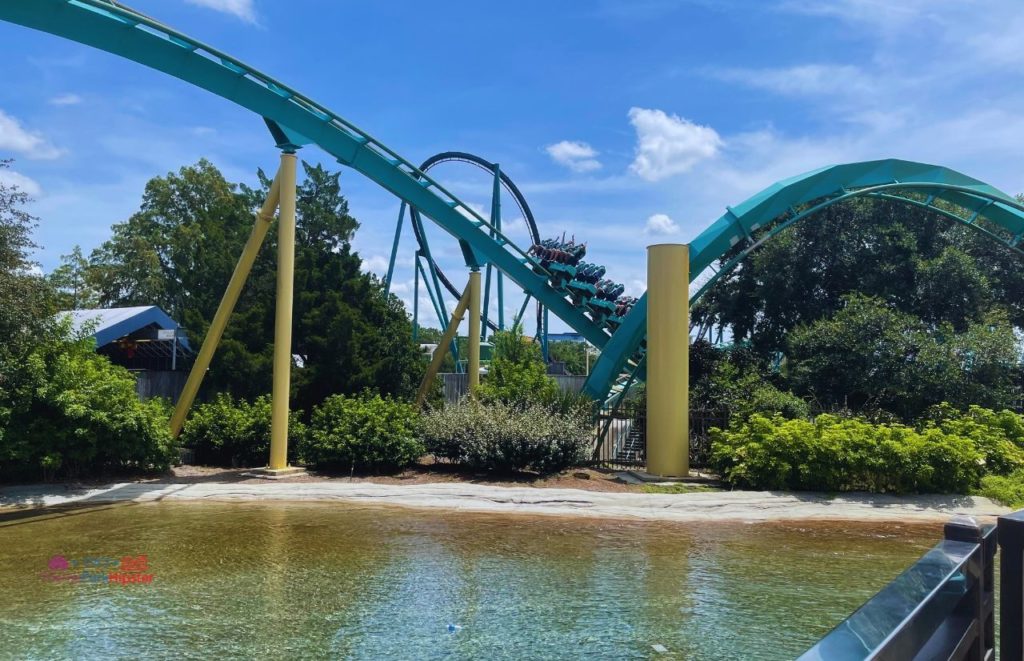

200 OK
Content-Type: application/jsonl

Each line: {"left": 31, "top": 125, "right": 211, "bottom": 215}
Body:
{"left": 0, "top": 481, "right": 1011, "bottom": 523}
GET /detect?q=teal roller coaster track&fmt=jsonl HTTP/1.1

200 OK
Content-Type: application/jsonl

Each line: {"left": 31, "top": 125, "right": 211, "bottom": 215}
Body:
{"left": 4, "top": 0, "right": 1024, "bottom": 403}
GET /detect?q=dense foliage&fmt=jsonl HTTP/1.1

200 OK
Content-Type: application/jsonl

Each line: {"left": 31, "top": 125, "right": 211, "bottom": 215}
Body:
{"left": 178, "top": 394, "right": 305, "bottom": 467}
{"left": 693, "top": 197, "right": 1024, "bottom": 420}
{"left": 690, "top": 340, "right": 808, "bottom": 419}
{"left": 548, "top": 340, "right": 590, "bottom": 376}
{"left": 710, "top": 403, "right": 1024, "bottom": 496}
{"left": 1, "top": 321, "right": 176, "bottom": 481}
{"left": 477, "top": 324, "right": 560, "bottom": 407}
{"left": 301, "top": 393, "right": 422, "bottom": 473}
{"left": 419, "top": 400, "right": 590, "bottom": 474}
{"left": 711, "top": 413, "right": 985, "bottom": 494}
{"left": 0, "top": 162, "right": 175, "bottom": 481}
{"left": 787, "top": 296, "right": 1018, "bottom": 417}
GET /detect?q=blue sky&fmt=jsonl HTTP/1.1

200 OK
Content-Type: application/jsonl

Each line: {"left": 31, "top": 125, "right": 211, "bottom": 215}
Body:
{"left": 2, "top": 0, "right": 1023, "bottom": 331}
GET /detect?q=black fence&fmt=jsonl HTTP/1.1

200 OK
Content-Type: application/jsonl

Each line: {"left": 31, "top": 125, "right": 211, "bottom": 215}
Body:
{"left": 591, "top": 402, "right": 728, "bottom": 470}
{"left": 1000, "top": 510, "right": 1024, "bottom": 659}
{"left": 800, "top": 515, "right": 996, "bottom": 660}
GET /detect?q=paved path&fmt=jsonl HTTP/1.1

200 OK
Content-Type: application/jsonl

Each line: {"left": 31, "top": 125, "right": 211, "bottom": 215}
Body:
{"left": 0, "top": 481, "right": 1011, "bottom": 522}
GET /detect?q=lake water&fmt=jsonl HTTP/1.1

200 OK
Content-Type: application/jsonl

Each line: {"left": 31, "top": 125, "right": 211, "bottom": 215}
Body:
{"left": 0, "top": 501, "right": 941, "bottom": 659}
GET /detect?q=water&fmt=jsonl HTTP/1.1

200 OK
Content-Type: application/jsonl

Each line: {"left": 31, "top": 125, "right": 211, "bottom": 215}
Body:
{"left": 0, "top": 502, "right": 940, "bottom": 660}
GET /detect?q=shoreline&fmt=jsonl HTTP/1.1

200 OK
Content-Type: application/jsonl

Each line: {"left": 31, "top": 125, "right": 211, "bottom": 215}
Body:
{"left": 0, "top": 481, "right": 1010, "bottom": 523}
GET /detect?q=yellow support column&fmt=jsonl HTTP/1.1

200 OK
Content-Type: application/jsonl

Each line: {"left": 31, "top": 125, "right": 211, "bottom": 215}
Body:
{"left": 467, "top": 269, "right": 482, "bottom": 396}
{"left": 268, "top": 152, "right": 298, "bottom": 472}
{"left": 169, "top": 169, "right": 282, "bottom": 437}
{"left": 646, "top": 243, "right": 689, "bottom": 477}
{"left": 415, "top": 284, "right": 472, "bottom": 407}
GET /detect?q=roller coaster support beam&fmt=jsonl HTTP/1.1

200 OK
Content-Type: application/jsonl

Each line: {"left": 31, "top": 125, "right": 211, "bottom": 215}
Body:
{"left": 646, "top": 244, "right": 689, "bottom": 477}
{"left": 412, "top": 250, "right": 420, "bottom": 341}
{"left": 169, "top": 158, "right": 284, "bottom": 438}
{"left": 269, "top": 152, "right": 298, "bottom": 471}
{"left": 468, "top": 269, "right": 482, "bottom": 395}
{"left": 493, "top": 164, "right": 505, "bottom": 331}
{"left": 384, "top": 202, "right": 406, "bottom": 293}
{"left": 416, "top": 282, "right": 473, "bottom": 406}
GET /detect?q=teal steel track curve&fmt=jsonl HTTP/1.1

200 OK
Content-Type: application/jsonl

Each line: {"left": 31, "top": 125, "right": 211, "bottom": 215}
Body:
{"left": 4, "top": 3, "right": 1024, "bottom": 403}
{"left": 586, "top": 159, "right": 1024, "bottom": 400}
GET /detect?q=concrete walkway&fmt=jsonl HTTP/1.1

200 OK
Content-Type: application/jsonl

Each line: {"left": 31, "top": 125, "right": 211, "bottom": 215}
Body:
{"left": 0, "top": 481, "right": 1011, "bottom": 522}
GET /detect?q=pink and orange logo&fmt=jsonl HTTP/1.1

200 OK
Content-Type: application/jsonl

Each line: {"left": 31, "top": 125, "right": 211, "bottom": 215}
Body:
{"left": 41, "top": 555, "right": 154, "bottom": 585}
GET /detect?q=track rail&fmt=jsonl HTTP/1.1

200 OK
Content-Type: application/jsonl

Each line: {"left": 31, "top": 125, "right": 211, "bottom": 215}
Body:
{"left": 0, "top": 0, "right": 613, "bottom": 351}
{"left": 409, "top": 152, "right": 542, "bottom": 334}
{"left": 584, "top": 159, "right": 1024, "bottom": 398}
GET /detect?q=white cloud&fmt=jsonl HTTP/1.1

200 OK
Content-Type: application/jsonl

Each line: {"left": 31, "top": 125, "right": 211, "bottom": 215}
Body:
{"left": 0, "top": 110, "right": 64, "bottom": 160}
{"left": 183, "top": 0, "right": 257, "bottom": 23}
{"left": 0, "top": 168, "right": 41, "bottom": 197}
{"left": 361, "top": 254, "right": 391, "bottom": 273}
{"left": 628, "top": 107, "right": 722, "bottom": 181}
{"left": 709, "top": 64, "right": 876, "bottom": 97}
{"left": 546, "top": 140, "right": 602, "bottom": 173}
{"left": 49, "top": 93, "right": 82, "bottom": 107}
{"left": 644, "top": 213, "right": 680, "bottom": 235}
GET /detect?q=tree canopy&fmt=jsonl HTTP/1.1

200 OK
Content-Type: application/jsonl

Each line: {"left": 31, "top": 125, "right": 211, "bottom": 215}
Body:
{"left": 692, "top": 196, "right": 1024, "bottom": 420}
{"left": 86, "top": 159, "right": 422, "bottom": 410}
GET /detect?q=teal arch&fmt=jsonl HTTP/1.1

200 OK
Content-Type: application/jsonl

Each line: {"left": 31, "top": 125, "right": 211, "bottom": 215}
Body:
{"left": 5, "top": 3, "right": 1024, "bottom": 403}
{"left": 584, "top": 159, "right": 1024, "bottom": 400}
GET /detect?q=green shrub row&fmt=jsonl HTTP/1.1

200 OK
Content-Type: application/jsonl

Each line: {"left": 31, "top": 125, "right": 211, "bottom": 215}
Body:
{"left": 182, "top": 394, "right": 591, "bottom": 476}
{"left": 711, "top": 413, "right": 989, "bottom": 494}
{"left": 0, "top": 332, "right": 177, "bottom": 481}
{"left": 179, "top": 394, "right": 306, "bottom": 468}
{"left": 419, "top": 399, "right": 591, "bottom": 474}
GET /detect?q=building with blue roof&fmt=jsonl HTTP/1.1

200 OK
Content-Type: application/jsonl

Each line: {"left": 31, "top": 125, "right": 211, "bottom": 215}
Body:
{"left": 64, "top": 306, "right": 193, "bottom": 400}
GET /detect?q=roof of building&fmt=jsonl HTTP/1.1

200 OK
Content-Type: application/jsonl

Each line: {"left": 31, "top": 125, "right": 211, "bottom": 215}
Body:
{"left": 547, "top": 332, "right": 587, "bottom": 343}
{"left": 64, "top": 306, "right": 192, "bottom": 350}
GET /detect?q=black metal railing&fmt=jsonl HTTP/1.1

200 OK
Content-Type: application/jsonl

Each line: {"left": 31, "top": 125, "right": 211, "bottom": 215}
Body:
{"left": 591, "top": 403, "right": 728, "bottom": 470}
{"left": 999, "top": 510, "right": 1024, "bottom": 659}
{"left": 801, "top": 516, "right": 996, "bottom": 660}
{"left": 592, "top": 400, "right": 646, "bottom": 469}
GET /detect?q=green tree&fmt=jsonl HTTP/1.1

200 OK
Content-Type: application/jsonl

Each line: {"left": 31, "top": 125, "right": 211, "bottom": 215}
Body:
{"left": 48, "top": 245, "right": 100, "bottom": 310}
{"left": 0, "top": 160, "right": 56, "bottom": 369}
{"left": 89, "top": 159, "right": 253, "bottom": 327}
{"left": 695, "top": 197, "right": 1024, "bottom": 355}
{"left": 548, "top": 340, "right": 589, "bottom": 375}
{"left": 87, "top": 159, "right": 421, "bottom": 408}
{"left": 478, "top": 324, "right": 559, "bottom": 407}
{"left": 787, "top": 295, "right": 1019, "bottom": 418}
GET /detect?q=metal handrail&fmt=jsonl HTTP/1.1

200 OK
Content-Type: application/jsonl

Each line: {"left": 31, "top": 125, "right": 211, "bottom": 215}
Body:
{"left": 800, "top": 516, "right": 995, "bottom": 660}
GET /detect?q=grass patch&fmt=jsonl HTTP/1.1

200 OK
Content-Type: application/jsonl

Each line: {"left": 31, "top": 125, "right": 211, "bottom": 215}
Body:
{"left": 640, "top": 483, "right": 722, "bottom": 495}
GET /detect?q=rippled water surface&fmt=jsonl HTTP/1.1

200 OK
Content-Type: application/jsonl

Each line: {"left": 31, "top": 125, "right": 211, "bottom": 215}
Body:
{"left": 0, "top": 501, "right": 941, "bottom": 660}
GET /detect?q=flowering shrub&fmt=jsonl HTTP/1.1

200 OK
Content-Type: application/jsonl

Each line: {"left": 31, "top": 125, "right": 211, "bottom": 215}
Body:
{"left": 419, "top": 400, "right": 590, "bottom": 474}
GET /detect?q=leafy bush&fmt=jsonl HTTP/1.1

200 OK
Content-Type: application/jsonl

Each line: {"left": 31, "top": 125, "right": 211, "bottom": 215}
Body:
{"left": 0, "top": 329, "right": 177, "bottom": 481}
{"left": 980, "top": 469, "right": 1024, "bottom": 507}
{"left": 180, "top": 394, "right": 305, "bottom": 467}
{"left": 301, "top": 393, "right": 422, "bottom": 473}
{"left": 419, "top": 400, "right": 590, "bottom": 474}
{"left": 924, "top": 403, "right": 1024, "bottom": 475}
{"left": 711, "top": 413, "right": 983, "bottom": 494}
{"left": 743, "top": 383, "right": 810, "bottom": 420}
{"left": 689, "top": 342, "right": 807, "bottom": 421}
{"left": 477, "top": 325, "right": 560, "bottom": 407}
